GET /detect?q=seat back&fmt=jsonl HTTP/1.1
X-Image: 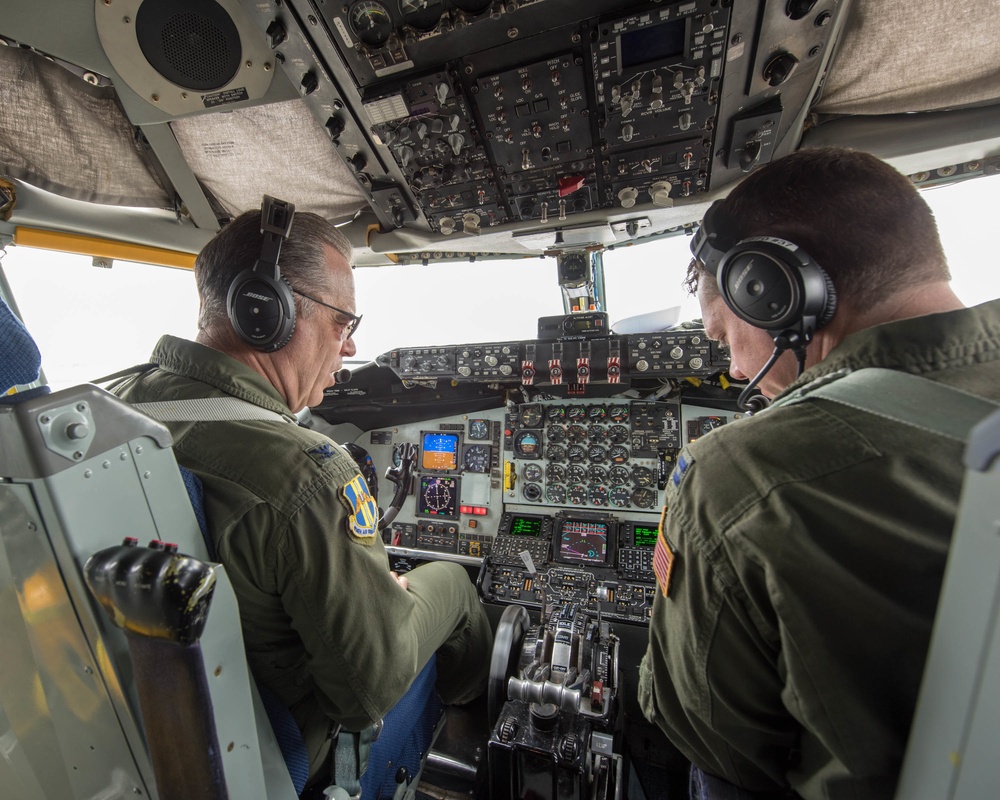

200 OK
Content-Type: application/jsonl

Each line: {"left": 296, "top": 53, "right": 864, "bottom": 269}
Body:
{"left": 0, "top": 296, "right": 296, "bottom": 800}
{"left": 895, "top": 408, "right": 1000, "bottom": 799}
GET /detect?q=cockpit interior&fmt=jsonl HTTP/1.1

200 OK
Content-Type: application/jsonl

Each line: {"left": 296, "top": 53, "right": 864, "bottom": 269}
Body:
{"left": 2, "top": 1, "right": 999, "bottom": 799}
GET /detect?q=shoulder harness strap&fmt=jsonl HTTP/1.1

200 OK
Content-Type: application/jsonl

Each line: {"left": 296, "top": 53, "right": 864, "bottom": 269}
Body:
{"left": 773, "top": 367, "right": 999, "bottom": 443}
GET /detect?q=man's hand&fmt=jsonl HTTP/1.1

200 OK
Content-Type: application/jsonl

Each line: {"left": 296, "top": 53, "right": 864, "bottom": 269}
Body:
{"left": 390, "top": 571, "right": 409, "bottom": 590}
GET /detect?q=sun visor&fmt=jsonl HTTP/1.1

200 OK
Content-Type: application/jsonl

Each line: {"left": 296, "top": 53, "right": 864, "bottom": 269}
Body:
{"left": 169, "top": 98, "right": 369, "bottom": 223}
{"left": 0, "top": 47, "right": 170, "bottom": 208}
{"left": 816, "top": 2, "right": 1000, "bottom": 115}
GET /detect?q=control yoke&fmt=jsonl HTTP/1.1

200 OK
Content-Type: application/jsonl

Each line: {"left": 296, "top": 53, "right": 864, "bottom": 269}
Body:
{"left": 379, "top": 442, "right": 417, "bottom": 530}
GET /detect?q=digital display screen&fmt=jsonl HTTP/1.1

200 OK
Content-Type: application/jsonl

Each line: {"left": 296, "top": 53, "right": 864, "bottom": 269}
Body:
{"left": 421, "top": 432, "right": 459, "bottom": 471}
{"left": 633, "top": 524, "right": 659, "bottom": 548}
{"left": 509, "top": 515, "right": 543, "bottom": 537}
{"left": 620, "top": 19, "right": 686, "bottom": 70}
{"left": 558, "top": 519, "right": 609, "bottom": 564}
{"left": 419, "top": 476, "right": 458, "bottom": 518}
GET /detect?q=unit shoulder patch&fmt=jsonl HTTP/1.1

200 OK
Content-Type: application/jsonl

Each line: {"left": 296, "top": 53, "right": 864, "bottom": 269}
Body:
{"left": 339, "top": 474, "right": 379, "bottom": 545}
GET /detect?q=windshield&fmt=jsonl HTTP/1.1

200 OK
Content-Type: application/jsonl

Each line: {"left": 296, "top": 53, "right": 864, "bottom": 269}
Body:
{"left": 4, "top": 173, "right": 1000, "bottom": 390}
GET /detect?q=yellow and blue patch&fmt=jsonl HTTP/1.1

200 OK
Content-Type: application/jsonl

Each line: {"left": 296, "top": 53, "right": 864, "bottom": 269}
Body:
{"left": 340, "top": 474, "right": 379, "bottom": 544}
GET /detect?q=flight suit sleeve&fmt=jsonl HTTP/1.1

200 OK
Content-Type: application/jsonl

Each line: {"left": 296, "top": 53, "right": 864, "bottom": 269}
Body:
{"left": 273, "top": 465, "right": 489, "bottom": 732}
{"left": 638, "top": 451, "right": 800, "bottom": 792}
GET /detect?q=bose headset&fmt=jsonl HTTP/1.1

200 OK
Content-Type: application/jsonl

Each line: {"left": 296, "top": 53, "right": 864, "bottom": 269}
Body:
{"left": 690, "top": 199, "right": 838, "bottom": 410}
{"left": 227, "top": 195, "right": 297, "bottom": 352}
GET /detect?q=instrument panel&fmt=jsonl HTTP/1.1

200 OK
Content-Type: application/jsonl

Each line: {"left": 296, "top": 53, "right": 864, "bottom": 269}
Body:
{"left": 359, "top": 395, "right": 740, "bottom": 625}
{"left": 246, "top": 0, "right": 850, "bottom": 233}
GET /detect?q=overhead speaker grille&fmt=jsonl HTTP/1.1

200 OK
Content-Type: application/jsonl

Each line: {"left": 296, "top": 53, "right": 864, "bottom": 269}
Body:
{"left": 135, "top": 0, "right": 240, "bottom": 91}
{"left": 97, "top": 0, "right": 275, "bottom": 118}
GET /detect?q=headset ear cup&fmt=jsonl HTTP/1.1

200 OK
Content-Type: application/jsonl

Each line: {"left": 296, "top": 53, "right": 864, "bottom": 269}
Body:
{"left": 227, "top": 270, "right": 296, "bottom": 351}
{"left": 816, "top": 266, "right": 837, "bottom": 329}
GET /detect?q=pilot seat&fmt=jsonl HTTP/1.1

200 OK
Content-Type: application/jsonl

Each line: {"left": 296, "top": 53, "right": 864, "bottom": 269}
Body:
{"left": 0, "top": 293, "right": 442, "bottom": 800}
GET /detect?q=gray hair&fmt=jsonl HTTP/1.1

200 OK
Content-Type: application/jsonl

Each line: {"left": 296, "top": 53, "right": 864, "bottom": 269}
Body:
{"left": 194, "top": 209, "right": 354, "bottom": 331}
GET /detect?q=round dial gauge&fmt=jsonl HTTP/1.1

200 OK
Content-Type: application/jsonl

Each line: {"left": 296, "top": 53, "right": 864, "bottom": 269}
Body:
{"left": 610, "top": 465, "right": 631, "bottom": 486}
{"left": 546, "top": 464, "right": 567, "bottom": 483}
{"left": 588, "top": 445, "right": 608, "bottom": 464}
{"left": 588, "top": 465, "right": 609, "bottom": 484}
{"left": 398, "top": 0, "right": 443, "bottom": 31}
{"left": 520, "top": 405, "right": 543, "bottom": 427}
{"left": 632, "top": 466, "right": 654, "bottom": 487}
{"left": 546, "top": 484, "right": 567, "bottom": 504}
{"left": 547, "top": 425, "right": 567, "bottom": 444}
{"left": 392, "top": 443, "right": 404, "bottom": 468}
{"left": 513, "top": 430, "right": 541, "bottom": 458}
{"left": 609, "top": 445, "right": 630, "bottom": 464}
{"left": 568, "top": 484, "right": 588, "bottom": 505}
{"left": 588, "top": 425, "right": 608, "bottom": 444}
{"left": 631, "top": 487, "right": 657, "bottom": 509}
{"left": 567, "top": 424, "right": 588, "bottom": 444}
{"left": 468, "top": 419, "right": 490, "bottom": 440}
{"left": 522, "top": 482, "right": 543, "bottom": 502}
{"left": 567, "top": 405, "right": 587, "bottom": 422}
{"left": 567, "top": 444, "right": 587, "bottom": 463}
{"left": 463, "top": 444, "right": 491, "bottom": 473}
{"left": 423, "top": 478, "right": 453, "bottom": 511}
{"left": 546, "top": 405, "right": 566, "bottom": 423}
{"left": 587, "top": 404, "right": 607, "bottom": 422}
{"left": 523, "top": 463, "right": 543, "bottom": 482}
{"left": 610, "top": 486, "right": 631, "bottom": 508}
{"left": 588, "top": 485, "right": 609, "bottom": 506}
{"left": 608, "top": 403, "right": 629, "bottom": 423}
{"left": 567, "top": 464, "right": 587, "bottom": 484}
{"left": 608, "top": 424, "right": 629, "bottom": 444}
{"left": 547, "top": 444, "right": 566, "bottom": 462}
{"left": 349, "top": 1, "right": 393, "bottom": 47}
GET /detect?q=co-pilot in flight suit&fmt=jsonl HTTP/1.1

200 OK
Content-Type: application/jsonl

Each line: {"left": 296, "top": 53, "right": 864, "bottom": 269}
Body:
{"left": 113, "top": 335, "right": 492, "bottom": 781}
{"left": 639, "top": 299, "right": 1000, "bottom": 800}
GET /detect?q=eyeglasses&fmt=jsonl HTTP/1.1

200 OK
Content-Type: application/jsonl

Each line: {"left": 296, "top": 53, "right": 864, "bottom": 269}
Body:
{"left": 293, "top": 289, "right": 362, "bottom": 339}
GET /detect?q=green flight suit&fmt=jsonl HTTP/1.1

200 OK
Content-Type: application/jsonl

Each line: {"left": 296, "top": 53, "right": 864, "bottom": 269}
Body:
{"left": 113, "top": 335, "right": 492, "bottom": 780}
{"left": 639, "top": 299, "right": 1000, "bottom": 799}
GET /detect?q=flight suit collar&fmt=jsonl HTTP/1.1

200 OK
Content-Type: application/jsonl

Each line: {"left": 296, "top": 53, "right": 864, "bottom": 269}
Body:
{"left": 774, "top": 298, "right": 1000, "bottom": 401}
{"left": 149, "top": 334, "right": 294, "bottom": 419}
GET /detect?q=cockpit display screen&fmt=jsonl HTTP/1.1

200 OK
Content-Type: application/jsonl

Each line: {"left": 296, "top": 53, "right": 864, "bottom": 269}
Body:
{"left": 509, "top": 515, "right": 543, "bottom": 537}
{"left": 421, "top": 432, "right": 459, "bottom": 471}
{"left": 633, "top": 524, "right": 659, "bottom": 548}
{"left": 558, "top": 518, "right": 609, "bottom": 564}
{"left": 620, "top": 19, "right": 686, "bottom": 70}
{"left": 418, "top": 476, "right": 458, "bottom": 518}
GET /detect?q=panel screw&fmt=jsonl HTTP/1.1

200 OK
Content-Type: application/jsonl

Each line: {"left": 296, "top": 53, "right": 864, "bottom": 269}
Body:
{"left": 731, "top": 33, "right": 743, "bottom": 45}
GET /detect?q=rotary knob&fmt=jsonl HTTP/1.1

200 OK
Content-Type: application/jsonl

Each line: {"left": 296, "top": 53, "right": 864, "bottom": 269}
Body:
{"left": 688, "top": 357, "right": 704, "bottom": 370}
{"left": 636, "top": 359, "right": 649, "bottom": 372}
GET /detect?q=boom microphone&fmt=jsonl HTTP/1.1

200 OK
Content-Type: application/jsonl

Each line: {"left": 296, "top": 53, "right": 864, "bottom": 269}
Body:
{"left": 333, "top": 368, "right": 352, "bottom": 384}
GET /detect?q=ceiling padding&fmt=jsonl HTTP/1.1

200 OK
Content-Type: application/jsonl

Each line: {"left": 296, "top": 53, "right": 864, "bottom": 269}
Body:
{"left": 0, "top": 47, "right": 170, "bottom": 207}
{"left": 170, "top": 98, "right": 369, "bottom": 223}
{"left": 817, "top": 0, "right": 1000, "bottom": 114}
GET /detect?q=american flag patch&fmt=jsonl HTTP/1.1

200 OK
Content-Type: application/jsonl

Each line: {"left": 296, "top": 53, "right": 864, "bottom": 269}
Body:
{"left": 653, "top": 505, "right": 676, "bottom": 596}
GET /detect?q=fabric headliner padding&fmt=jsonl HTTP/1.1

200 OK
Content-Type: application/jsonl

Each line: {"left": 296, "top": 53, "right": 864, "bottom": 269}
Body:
{"left": 170, "top": 98, "right": 368, "bottom": 223}
{"left": 0, "top": 48, "right": 170, "bottom": 208}
{"left": 816, "top": 0, "right": 1000, "bottom": 115}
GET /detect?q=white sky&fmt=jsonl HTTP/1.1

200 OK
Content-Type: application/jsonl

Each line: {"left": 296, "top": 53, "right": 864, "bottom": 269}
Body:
{"left": 3, "top": 173, "right": 999, "bottom": 389}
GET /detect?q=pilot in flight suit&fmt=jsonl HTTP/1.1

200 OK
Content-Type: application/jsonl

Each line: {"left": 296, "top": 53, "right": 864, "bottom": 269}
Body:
{"left": 637, "top": 148, "right": 1000, "bottom": 800}
{"left": 112, "top": 206, "right": 492, "bottom": 786}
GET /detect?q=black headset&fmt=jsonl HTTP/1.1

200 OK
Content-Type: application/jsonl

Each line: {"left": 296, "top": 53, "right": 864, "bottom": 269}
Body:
{"left": 690, "top": 200, "right": 837, "bottom": 350}
{"left": 226, "top": 195, "right": 297, "bottom": 352}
